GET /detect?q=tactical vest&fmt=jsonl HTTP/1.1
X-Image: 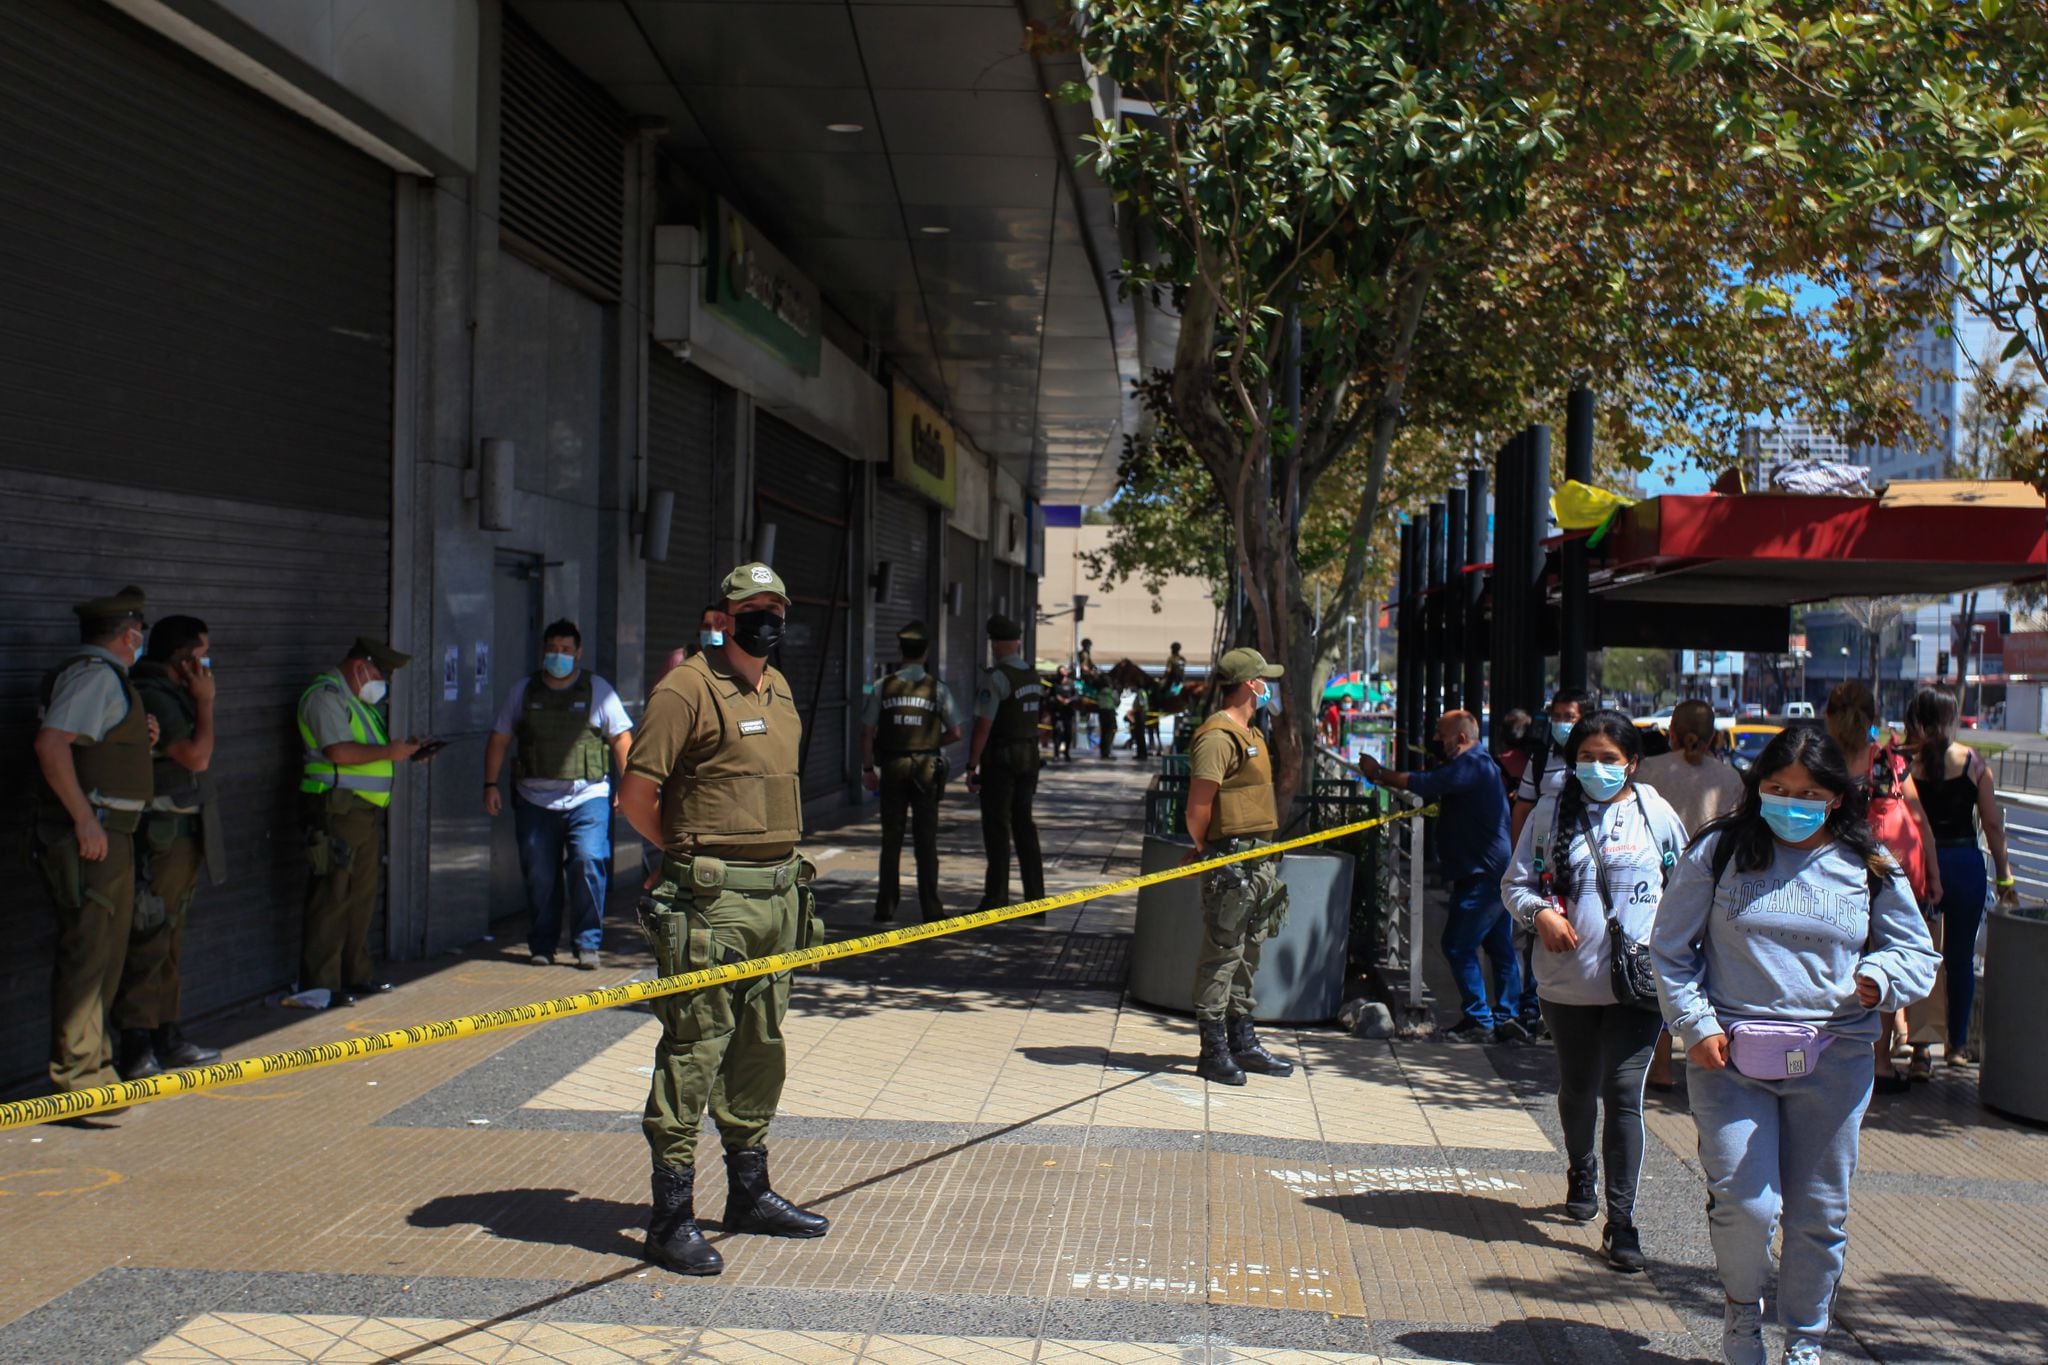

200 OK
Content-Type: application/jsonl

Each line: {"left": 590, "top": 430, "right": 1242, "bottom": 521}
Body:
{"left": 514, "top": 670, "right": 611, "bottom": 782}
{"left": 38, "top": 655, "right": 152, "bottom": 831}
{"left": 664, "top": 653, "right": 804, "bottom": 848}
{"left": 132, "top": 660, "right": 206, "bottom": 811}
{"left": 297, "top": 673, "right": 393, "bottom": 808}
{"left": 986, "top": 659, "right": 1043, "bottom": 746}
{"left": 1195, "top": 712, "right": 1278, "bottom": 838}
{"left": 876, "top": 670, "right": 945, "bottom": 756}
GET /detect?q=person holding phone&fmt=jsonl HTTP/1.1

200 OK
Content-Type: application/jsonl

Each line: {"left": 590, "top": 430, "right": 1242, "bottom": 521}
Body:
{"left": 295, "top": 637, "right": 425, "bottom": 1007}
{"left": 484, "top": 619, "right": 634, "bottom": 969}
{"left": 1652, "top": 724, "right": 1936, "bottom": 1365}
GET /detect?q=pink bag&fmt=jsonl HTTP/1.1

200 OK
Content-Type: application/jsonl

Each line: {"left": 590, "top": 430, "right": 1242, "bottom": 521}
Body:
{"left": 1727, "top": 1021, "right": 1835, "bottom": 1080}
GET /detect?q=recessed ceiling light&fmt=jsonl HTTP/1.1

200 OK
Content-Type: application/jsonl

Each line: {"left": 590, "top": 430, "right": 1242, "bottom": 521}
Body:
{"left": 826, "top": 122, "right": 863, "bottom": 133}
{"left": 920, "top": 225, "right": 951, "bottom": 235}
{"left": 972, "top": 298, "right": 996, "bottom": 307}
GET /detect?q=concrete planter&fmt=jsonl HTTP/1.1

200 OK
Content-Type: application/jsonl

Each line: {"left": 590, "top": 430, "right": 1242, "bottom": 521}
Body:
{"left": 1980, "top": 906, "right": 2048, "bottom": 1124}
{"left": 1129, "top": 833, "right": 1354, "bottom": 1024}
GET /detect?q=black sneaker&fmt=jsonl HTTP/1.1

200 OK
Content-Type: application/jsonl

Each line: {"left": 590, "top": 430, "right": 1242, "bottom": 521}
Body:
{"left": 1564, "top": 1159, "right": 1599, "bottom": 1222}
{"left": 1441, "top": 1021, "right": 1496, "bottom": 1045}
{"left": 1603, "top": 1222, "right": 1646, "bottom": 1273}
{"left": 1495, "top": 1018, "right": 1535, "bottom": 1046}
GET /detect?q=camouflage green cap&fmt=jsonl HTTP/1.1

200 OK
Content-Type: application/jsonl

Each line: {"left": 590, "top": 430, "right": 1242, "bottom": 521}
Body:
{"left": 74, "top": 585, "right": 147, "bottom": 624}
{"left": 898, "top": 619, "right": 929, "bottom": 644}
{"left": 352, "top": 637, "right": 411, "bottom": 672}
{"left": 1215, "top": 647, "right": 1284, "bottom": 685}
{"left": 985, "top": 613, "right": 1023, "bottom": 641}
{"left": 720, "top": 562, "right": 790, "bottom": 605}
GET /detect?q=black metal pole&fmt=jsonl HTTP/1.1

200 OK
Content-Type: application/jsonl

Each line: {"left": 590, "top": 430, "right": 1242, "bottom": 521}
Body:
{"left": 1397, "top": 519, "right": 1419, "bottom": 766}
{"left": 1464, "top": 463, "right": 1488, "bottom": 720}
{"left": 1524, "top": 423, "right": 1553, "bottom": 711}
{"left": 1560, "top": 385, "right": 1594, "bottom": 693}
{"left": 1443, "top": 488, "right": 1467, "bottom": 720}
{"left": 1490, "top": 437, "right": 1520, "bottom": 747}
{"left": 1425, "top": 501, "right": 1447, "bottom": 745}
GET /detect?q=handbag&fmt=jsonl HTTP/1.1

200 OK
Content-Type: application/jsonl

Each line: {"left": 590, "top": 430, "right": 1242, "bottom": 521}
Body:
{"left": 1580, "top": 802, "right": 1665, "bottom": 1012}
{"left": 1727, "top": 1020, "right": 1834, "bottom": 1080}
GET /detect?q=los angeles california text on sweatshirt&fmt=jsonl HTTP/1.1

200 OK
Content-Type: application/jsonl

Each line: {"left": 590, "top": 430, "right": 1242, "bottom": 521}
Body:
{"left": 1651, "top": 831, "right": 1939, "bottom": 1053}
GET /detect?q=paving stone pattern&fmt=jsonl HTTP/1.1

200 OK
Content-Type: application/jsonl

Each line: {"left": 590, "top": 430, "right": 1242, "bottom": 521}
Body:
{"left": 0, "top": 760, "right": 2043, "bottom": 1363}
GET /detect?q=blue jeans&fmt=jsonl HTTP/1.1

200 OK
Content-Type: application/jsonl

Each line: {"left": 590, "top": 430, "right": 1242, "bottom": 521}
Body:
{"left": 514, "top": 795, "right": 612, "bottom": 956}
{"left": 1441, "top": 875, "right": 1522, "bottom": 1029}
{"left": 1690, "top": 1044, "right": 1875, "bottom": 1356}
{"left": 1934, "top": 843, "right": 1987, "bottom": 1049}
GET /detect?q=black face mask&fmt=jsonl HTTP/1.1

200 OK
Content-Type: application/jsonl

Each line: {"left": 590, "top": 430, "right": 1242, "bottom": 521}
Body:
{"left": 732, "top": 609, "right": 785, "bottom": 658}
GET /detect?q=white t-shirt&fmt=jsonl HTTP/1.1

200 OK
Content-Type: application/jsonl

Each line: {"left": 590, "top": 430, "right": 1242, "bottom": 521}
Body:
{"left": 1637, "top": 751, "right": 1745, "bottom": 837}
{"left": 1515, "top": 748, "right": 1568, "bottom": 804}
{"left": 491, "top": 671, "right": 633, "bottom": 809}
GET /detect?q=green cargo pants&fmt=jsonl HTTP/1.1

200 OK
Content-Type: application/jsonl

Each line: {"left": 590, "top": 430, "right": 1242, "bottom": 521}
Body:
{"left": 116, "top": 815, "right": 202, "bottom": 1030}
{"left": 976, "top": 741, "right": 1044, "bottom": 911}
{"left": 877, "top": 753, "right": 944, "bottom": 919}
{"left": 641, "top": 854, "right": 820, "bottom": 1169}
{"left": 1192, "top": 842, "right": 1290, "bottom": 1022}
{"left": 32, "top": 815, "right": 137, "bottom": 1092}
{"left": 300, "top": 797, "right": 383, "bottom": 996}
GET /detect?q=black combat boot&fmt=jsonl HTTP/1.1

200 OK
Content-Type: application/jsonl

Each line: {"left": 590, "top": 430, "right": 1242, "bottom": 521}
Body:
{"left": 1564, "top": 1158, "right": 1599, "bottom": 1222}
{"left": 646, "top": 1165, "right": 724, "bottom": 1275}
{"left": 1195, "top": 1018, "right": 1246, "bottom": 1086}
{"left": 723, "top": 1147, "right": 831, "bottom": 1237}
{"left": 117, "top": 1029, "right": 162, "bottom": 1081}
{"left": 152, "top": 1023, "right": 220, "bottom": 1069}
{"left": 1226, "top": 1016, "right": 1295, "bottom": 1077}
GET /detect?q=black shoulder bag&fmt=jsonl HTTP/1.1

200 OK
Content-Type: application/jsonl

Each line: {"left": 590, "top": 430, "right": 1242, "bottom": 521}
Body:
{"left": 1584, "top": 796, "right": 1662, "bottom": 1012}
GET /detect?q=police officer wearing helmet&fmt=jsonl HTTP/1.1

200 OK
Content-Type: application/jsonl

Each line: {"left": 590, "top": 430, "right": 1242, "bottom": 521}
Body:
{"left": 618, "top": 562, "right": 830, "bottom": 1277}
{"left": 115, "top": 614, "right": 225, "bottom": 1079}
{"left": 297, "top": 637, "right": 421, "bottom": 1006}
{"left": 860, "top": 620, "right": 961, "bottom": 923}
{"left": 1184, "top": 647, "right": 1295, "bottom": 1086}
{"left": 31, "top": 587, "right": 157, "bottom": 1102}
{"left": 966, "top": 614, "right": 1046, "bottom": 916}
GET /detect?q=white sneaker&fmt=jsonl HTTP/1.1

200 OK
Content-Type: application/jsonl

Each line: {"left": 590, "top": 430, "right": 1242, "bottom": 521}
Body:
{"left": 1723, "top": 1299, "right": 1766, "bottom": 1365}
{"left": 1782, "top": 1342, "right": 1822, "bottom": 1365}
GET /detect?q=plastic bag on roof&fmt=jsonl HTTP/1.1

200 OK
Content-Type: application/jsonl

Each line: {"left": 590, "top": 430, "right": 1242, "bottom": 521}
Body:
{"left": 1551, "top": 479, "right": 1637, "bottom": 531}
{"left": 1768, "top": 460, "right": 1875, "bottom": 496}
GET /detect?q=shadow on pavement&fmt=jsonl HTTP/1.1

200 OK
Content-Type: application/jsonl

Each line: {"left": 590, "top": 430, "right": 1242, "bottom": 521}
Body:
{"left": 409, "top": 1187, "right": 645, "bottom": 1259}
{"left": 1015, "top": 1044, "right": 1190, "bottom": 1074}
{"left": 1390, "top": 1317, "right": 1708, "bottom": 1365}
{"left": 1305, "top": 1190, "right": 1579, "bottom": 1256}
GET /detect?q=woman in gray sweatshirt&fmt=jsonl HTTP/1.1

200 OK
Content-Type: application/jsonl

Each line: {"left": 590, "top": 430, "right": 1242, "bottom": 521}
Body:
{"left": 1652, "top": 724, "right": 1937, "bottom": 1365}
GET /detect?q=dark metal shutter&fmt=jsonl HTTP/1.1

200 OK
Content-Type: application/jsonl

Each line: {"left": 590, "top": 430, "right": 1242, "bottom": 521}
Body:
{"left": 0, "top": 0, "right": 393, "bottom": 516}
{"left": 645, "top": 352, "right": 723, "bottom": 694}
{"left": 498, "top": 10, "right": 624, "bottom": 300}
{"left": 0, "top": 0, "right": 392, "bottom": 1084}
{"left": 873, "top": 483, "right": 934, "bottom": 657}
{"left": 946, "top": 526, "right": 984, "bottom": 765}
{"left": 754, "top": 415, "right": 852, "bottom": 802}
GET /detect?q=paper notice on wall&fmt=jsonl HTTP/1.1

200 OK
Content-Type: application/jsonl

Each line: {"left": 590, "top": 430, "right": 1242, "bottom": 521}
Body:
{"left": 474, "top": 643, "right": 490, "bottom": 696}
{"left": 442, "top": 645, "right": 460, "bottom": 702}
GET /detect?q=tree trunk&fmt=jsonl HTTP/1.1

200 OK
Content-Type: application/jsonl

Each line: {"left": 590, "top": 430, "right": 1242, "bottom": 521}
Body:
{"left": 1953, "top": 591, "right": 1979, "bottom": 690}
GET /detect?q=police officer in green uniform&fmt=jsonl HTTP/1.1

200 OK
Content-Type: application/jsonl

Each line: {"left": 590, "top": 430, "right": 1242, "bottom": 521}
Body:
{"left": 115, "top": 615, "right": 224, "bottom": 1078}
{"left": 297, "top": 638, "right": 419, "bottom": 1006}
{"left": 618, "top": 562, "right": 830, "bottom": 1277}
{"left": 1184, "top": 647, "right": 1295, "bottom": 1086}
{"left": 31, "top": 587, "right": 155, "bottom": 1102}
{"left": 966, "top": 615, "right": 1046, "bottom": 915}
{"left": 859, "top": 621, "right": 961, "bottom": 923}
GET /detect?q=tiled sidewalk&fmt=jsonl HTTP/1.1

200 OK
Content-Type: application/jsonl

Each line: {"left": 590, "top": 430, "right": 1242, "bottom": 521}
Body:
{"left": 1, "top": 758, "right": 2044, "bottom": 1364}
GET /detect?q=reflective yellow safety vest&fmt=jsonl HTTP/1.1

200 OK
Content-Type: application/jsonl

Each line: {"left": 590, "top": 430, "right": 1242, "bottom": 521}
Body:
{"left": 297, "top": 672, "right": 394, "bottom": 808}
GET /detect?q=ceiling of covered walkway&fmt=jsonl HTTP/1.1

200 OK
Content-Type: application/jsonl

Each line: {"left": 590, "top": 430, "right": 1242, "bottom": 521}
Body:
{"left": 513, "top": 0, "right": 1137, "bottom": 503}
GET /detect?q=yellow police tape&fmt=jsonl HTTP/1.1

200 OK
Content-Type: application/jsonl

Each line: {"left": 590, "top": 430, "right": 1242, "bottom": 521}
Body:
{"left": 0, "top": 803, "right": 1430, "bottom": 1131}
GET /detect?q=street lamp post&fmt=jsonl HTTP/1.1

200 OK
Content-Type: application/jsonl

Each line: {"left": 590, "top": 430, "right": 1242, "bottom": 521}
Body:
{"left": 1972, "top": 623, "right": 1988, "bottom": 722}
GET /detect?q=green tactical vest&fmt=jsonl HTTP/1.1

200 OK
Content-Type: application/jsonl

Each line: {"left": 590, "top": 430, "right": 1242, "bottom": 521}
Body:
{"left": 514, "top": 670, "right": 611, "bottom": 782}
{"left": 131, "top": 660, "right": 206, "bottom": 811}
{"left": 987, "top": 658, "right": 1044, "bottom": 746}
{"left": 298, "top": 673, "right": 393, "bottom": 808}
{"left": 877, "top": 669, "right": 945, "bottom": 756}
{"left": 1195, "top": 711, "right": 1278, "bottom": 838}
{"left": 38, "top": 654, "right": 152, "bottom": 831}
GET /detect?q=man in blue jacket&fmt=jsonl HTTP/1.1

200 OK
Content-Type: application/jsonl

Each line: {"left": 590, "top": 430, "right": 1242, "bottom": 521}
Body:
{"left": 1359, "top": 709, "right": 1526, "bottom": 1044}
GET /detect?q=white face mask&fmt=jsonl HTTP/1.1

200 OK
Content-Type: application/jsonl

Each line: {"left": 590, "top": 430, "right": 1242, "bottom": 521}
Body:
{"left": 358, "top": 677, "right": 388, "bottom": 706}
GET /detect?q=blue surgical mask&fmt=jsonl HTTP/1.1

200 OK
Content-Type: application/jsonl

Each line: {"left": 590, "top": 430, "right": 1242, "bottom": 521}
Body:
{"left": 542, "top": 652, "right": 577, "bottom": 679}
{"left": 699, "top": 629, "right": 724, "bottom": 649}
{"left": 1761, "top": 793, "right": 1833, "bottom": 843}
{"left": 1253, "top": 683, "right": 1273, "bottom": 711}
{"left": 1574, "top": 760, "right": 1629, "bottom": 801}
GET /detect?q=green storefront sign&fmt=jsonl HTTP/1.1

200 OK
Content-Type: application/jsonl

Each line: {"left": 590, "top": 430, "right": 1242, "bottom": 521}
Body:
{"left": 706, "top": 199, "right": 822, "bottom": 376}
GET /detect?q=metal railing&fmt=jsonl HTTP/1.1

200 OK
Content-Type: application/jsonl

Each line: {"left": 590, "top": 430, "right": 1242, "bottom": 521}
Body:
{"left": 1988, "top": 751, "right": 2048, "bottom": 795}
{"left": 1993, "top": 788, "right": 2048, "bottom": 902}
{"left": 1315, "top": 747, "right": 1428, "bottom": 1011}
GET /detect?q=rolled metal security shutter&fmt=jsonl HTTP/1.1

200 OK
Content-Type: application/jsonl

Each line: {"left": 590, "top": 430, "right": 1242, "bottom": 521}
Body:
{"left": 498, "top": 10, "right": 625, "bottom": 300}
{"left": 753, "top": 415, "right": 853, "bottom": 803}
{"left": 872, "top": 483, "right": 935, "bottom": 657}
{"left": 0, "top": 0, "right": 393, "bottom": 1080}
{"left": 645, "top": 352, "right": 724, "bottom": 693}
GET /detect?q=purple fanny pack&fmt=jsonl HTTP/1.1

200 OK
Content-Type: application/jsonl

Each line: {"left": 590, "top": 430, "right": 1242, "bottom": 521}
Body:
{"left": 1726, "top": 1021, "right": 1835, "bottom": 1080}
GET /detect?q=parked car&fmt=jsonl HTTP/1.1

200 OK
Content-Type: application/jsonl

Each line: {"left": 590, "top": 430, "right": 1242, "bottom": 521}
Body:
{"left": 1729, "top": 720, "right": 1786, "bottom": 773}
{"left": 1783, "top": 701, "right": 1815, "bottom": 719}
